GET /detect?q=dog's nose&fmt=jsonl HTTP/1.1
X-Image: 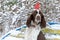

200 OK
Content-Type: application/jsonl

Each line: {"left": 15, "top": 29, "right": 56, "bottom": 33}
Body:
{"left": 36, "top": 16, "right": 40, "bottom": 20}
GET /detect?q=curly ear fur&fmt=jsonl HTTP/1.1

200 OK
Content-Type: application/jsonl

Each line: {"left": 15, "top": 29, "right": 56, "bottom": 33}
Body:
{"left": 39, "top": 11, "right": 46, "bottom": 28}
{"left": 26, "top": 14, "right": 33, "bottom": 27}
{"left": 26, "top": 11, "right": 36, "bottom": 27}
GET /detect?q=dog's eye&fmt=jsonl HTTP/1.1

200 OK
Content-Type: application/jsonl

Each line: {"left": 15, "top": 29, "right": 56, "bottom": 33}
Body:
{"left": 35, "top": 11, "right": 38, "bottom": 13}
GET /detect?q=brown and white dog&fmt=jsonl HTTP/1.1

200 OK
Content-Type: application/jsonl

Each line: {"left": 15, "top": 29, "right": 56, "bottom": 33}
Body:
{"left": 26, "top": 10, "right": 46, "bottom": 40}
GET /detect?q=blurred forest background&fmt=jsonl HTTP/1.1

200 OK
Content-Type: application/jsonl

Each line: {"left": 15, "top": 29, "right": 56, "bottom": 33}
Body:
{"left": 0, "top": 0, "right": 60, "bottom": 37}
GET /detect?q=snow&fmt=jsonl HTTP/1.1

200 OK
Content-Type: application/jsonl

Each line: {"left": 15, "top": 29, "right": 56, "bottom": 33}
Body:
{"left": 4, "top": 36, "right": 24, "bottom": 40}
{"left": 50, "top": 24, "right": 60, "bottom": 30}
{"left": 45, "top": 34, "right": 60, "bottom": 39}
{"left": 1, "top": 26, "right": 40, "bottom": 40}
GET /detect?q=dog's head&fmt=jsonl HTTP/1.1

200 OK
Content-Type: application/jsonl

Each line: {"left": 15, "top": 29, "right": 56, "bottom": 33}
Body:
{"left": 26, "top": 10, "right": 46, "bottom": 28}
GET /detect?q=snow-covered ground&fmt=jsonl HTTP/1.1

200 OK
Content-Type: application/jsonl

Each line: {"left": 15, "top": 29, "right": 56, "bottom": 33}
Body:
{"left": 1, "top": 23, "right": 60, "bottom": 40}
{"left": 1, "top": 25, "right": 40, "bottom": 40}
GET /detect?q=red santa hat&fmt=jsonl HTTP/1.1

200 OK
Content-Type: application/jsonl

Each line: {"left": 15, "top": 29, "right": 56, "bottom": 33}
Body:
{"left": 34, "top": 2, "right": 41, "bottom": 10}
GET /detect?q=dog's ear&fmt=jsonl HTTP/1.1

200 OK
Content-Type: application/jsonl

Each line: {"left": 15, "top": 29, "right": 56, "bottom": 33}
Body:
{"left": 40, "top": 11, "right": 46, "bottom": 28}
{"left": 26, "top": 10, "right": 37, "bottom": 27}
{"left": 26, "top": 14, "right": 33, "bottom": 27}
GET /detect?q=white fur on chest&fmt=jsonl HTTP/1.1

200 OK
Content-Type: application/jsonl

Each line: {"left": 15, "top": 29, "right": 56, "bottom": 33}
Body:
{"left": 25, "top": 23, "right": 41, "bottom": 40}
{"left": 29, "top": 25, "right": 41, "bottom": 40}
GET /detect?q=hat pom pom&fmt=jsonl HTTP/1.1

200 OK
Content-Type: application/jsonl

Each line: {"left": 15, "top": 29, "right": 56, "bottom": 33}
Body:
{"left": 34, "top": 2, "right": 41, "bottom": 10}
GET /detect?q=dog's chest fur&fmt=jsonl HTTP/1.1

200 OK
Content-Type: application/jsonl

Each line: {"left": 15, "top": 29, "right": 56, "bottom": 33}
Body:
{"left": 25, "top": 21, "right": 41, "bottom": 40}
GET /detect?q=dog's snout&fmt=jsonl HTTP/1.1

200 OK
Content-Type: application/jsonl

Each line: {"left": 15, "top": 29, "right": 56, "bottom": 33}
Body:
{"left": 36, "top": 16, "right": 40, "bottom": 20}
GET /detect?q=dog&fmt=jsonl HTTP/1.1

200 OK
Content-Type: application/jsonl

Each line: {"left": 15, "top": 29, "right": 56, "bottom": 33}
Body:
{"left": 26, "top": 10, "right": 46, "bottom": 40}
